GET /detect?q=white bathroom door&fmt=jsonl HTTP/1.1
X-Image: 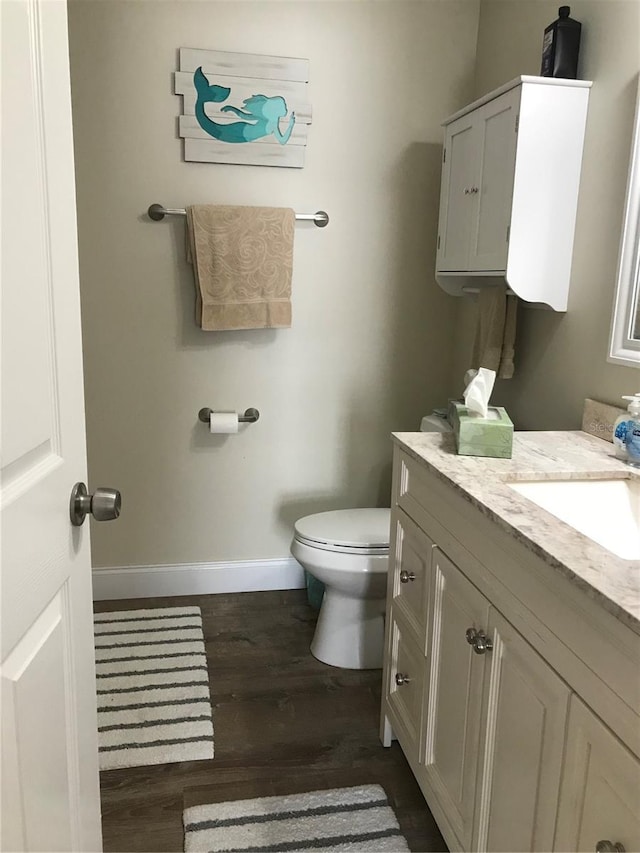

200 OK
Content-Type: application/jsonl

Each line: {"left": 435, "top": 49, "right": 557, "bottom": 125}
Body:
{"left": 1, "top": 0, "right": 103, "bottom": 850}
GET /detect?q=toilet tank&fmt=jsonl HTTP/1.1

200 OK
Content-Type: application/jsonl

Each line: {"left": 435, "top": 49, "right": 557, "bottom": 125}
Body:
{"left": 420, "top": 409, "right": 452, "bottom": 432}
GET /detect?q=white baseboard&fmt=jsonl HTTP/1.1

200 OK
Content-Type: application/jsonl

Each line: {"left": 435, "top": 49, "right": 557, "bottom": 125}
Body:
{"left": 92, "top": 557, "right": 306, "bottom": 601}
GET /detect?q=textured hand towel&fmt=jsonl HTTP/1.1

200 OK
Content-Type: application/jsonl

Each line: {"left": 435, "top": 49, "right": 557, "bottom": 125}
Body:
{"left": 471, "top": 287, "right": 518, "bottom": 379}
{"left": 186, "top": 205, "right": 295, "bottom": 331}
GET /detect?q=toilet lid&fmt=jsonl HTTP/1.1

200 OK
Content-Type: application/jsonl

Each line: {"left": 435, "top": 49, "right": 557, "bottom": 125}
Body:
{"left": 294, "top": 508, "right": 391, "bottom": 549}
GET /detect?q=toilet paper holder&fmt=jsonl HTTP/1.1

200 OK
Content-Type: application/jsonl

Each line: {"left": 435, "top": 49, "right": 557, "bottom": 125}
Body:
{"left": 198, "top": 407, "right": 260, "bottom": 424}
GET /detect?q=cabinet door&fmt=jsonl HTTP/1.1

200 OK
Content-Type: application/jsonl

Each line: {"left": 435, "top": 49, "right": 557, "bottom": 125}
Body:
{"left": 437, "top": 113, "right": 478, "bottom": 272}
{"left": 554, "top": 697, "right": 640, "bottom": 853}
{"left": 423, "top": 548, "right": 490, "bottom": 850}
{"left": 385, "top": 610, "right": 426, "bottom": 758}
{"left": 468, "top": 89, "right": 519, "bottom": 272}
{"left": 390, "top": 511, "right": 433, "bottom": 649}
{"left": 473, "top": 608, "right": 570, "bottom": 852}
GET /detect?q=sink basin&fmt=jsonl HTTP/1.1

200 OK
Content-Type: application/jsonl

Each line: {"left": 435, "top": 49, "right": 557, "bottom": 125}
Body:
{"left": 508, "top": 477, "right": 640, "bottom": 560}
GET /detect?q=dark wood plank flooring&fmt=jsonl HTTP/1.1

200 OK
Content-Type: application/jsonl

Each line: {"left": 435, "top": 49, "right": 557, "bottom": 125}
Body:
{"left": 95, "top": 589, "right": 447, "bottom": 853}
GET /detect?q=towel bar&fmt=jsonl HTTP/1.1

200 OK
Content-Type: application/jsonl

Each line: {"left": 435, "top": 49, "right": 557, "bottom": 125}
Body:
{"left": 148, "top": 204, "right": 329, "bottom": 228}
{"left": 198, "top": 407, "right": 260, "bottom": 424}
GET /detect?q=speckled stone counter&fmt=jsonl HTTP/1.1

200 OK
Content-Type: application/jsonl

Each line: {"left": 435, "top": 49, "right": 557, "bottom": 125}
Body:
{"left": 392, "top": 430, "right": 640, "bottom": 634}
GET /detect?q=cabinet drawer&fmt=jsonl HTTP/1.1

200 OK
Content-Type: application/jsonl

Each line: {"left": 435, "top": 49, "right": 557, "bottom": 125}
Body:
{"left": 385, "top": 610, "right": 425, "bottom": 759}
{"left": 390, "top": 509, "right": 433, "bottom": 650}
{"left": 396, "top": 449, "right": 439, "bottom": 535}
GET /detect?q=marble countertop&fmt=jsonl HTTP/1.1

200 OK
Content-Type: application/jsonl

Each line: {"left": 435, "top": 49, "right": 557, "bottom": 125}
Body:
{"left": 392, "top": 430, "right": 640, "bottom": 634}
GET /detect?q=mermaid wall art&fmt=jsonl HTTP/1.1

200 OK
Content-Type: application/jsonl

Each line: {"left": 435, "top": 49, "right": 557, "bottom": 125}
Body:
{"left": 194, "top": 67, "right": 296, "bottom": 145}
{"left": 175, "top": 48, "right": 311, "bottom": 168}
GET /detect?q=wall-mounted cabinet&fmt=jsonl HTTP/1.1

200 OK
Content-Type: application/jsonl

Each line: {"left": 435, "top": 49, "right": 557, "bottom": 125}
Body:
{"left": 435, "top": 76, "right": 591, "bottom": 311}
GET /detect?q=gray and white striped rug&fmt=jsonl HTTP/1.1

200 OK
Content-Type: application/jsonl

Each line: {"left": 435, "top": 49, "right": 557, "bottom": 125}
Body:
{"left": 183, "top": 784, "right": 410, "bottom": 852}
{"left": 94, "top": 606, "right": 214, "bottom": 771}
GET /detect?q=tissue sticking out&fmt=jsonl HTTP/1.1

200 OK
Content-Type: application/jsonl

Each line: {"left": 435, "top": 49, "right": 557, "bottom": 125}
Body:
{"left": 463, "top": 368, "right": 496, "bottom": 419}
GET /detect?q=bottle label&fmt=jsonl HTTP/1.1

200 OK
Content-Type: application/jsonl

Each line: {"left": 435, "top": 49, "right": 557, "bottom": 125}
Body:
{"left": 541, "top": 29, "right": 554, "bottom": 76}
{"left": 614, "top": 420, "right": 628, "bottom": 442}
{"left": 625, "top": 420, "right": 640, "bottom": 460}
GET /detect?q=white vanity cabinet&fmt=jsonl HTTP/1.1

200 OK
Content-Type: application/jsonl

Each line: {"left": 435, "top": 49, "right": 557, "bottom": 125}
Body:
{"left": 381, "top": 444, "right": 640, "bottom": 853}
{"left": 435, "top": 76, "right": 591, "bottom": 310}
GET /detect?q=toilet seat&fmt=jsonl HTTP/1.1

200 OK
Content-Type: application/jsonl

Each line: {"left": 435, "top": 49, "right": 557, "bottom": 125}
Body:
{"left": 293, "top": 508, "right": 391, "bottom": 556}
{"left": 293, "top": 534, "right": 388, "bottom": 556}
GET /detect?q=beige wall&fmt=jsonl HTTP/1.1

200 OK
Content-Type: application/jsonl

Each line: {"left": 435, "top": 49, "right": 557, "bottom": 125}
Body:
{"left": 68, "top": 0, "right": 480, "bottom": 567}
{"left": 449, "top": 0, "right": 640, "bottom": 427}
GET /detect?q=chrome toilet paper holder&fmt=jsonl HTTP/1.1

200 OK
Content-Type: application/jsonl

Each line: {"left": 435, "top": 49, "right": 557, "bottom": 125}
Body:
{"left": 198, "top": 407, "right": 260, "bottom": 424}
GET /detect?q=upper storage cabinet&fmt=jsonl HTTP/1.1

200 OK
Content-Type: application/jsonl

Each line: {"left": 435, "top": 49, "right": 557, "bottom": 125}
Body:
{"left": 435, "top": 76, "right": 591, "bottom": 311}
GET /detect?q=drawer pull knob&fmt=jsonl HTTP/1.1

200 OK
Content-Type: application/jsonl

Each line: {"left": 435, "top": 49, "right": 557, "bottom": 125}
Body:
{"left": 395, "top": 672, "right": 411, "bottom": 686}
{"left": 400, "top": 570, "right": 416, "bottom": 584}
{"left": 466, "top": 627, "right": 493, "bottom": 655}
{"left": 596, "top": 843, "right": 625, "bottom": 853}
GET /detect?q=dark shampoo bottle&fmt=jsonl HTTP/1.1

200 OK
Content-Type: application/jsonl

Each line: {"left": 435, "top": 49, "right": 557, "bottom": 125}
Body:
{"left": 540, "top": 6, "right": 582, "bottom": 79}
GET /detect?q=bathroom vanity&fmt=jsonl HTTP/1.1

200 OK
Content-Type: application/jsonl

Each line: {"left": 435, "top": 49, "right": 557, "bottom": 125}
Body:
{"left": 380, "top": 431, "right": 640, "bottom": 853}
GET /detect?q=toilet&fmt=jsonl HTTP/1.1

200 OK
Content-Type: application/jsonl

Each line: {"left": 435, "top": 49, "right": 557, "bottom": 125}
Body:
{"left": 290, "top": 411, "right": 451, "bottom": 670}
{"left": 290, "top": 508, "right": 391, "bottom": 669}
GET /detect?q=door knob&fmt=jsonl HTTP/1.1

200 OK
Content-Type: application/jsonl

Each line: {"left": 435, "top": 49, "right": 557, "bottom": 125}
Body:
{"left": 70, "top": 482, "right": 121, "bottom": 526}
{"left": 596, "top": 842, "right": 625, "bottom": 853}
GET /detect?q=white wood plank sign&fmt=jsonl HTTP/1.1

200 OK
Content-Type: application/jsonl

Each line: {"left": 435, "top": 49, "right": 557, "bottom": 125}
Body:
{"left": 175, "top": 48, "right": 311, "bottom": 168}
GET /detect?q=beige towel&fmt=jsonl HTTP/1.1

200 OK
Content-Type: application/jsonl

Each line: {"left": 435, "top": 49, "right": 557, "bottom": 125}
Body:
{"left": 186, "top": 205, "right": 295, "bottom": 331}
{"left": 471, "top": 287, "right": 518, "bottom": 379}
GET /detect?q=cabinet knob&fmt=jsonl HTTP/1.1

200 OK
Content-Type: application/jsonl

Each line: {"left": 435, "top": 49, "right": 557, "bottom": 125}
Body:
{"left": 596, "top": 842, "right": 625, "bottom": 853}
{"left": 395, "top": 672, "right": 411, "bottom": 686}
{"left": 464, "top": 187, "right": 471, "bottom": 195}
{"left": 465, "top": 627, "right": 493, "bottom": 654}
{"left": 400, "top": 570, "right": 416, "bottom": 584}
{"left": 470, "top": 186, "right": 479, "bottom": 194}
{"left": 473, "top": 631, "right": 493, "bottom": 654}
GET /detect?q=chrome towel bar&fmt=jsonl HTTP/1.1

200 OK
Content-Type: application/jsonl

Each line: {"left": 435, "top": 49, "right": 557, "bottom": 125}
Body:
{"left": 198, "top": 407, "right": 260, "bottom": 424}
{"left": 148, "top": 204, "right": 329, "bottom": 228}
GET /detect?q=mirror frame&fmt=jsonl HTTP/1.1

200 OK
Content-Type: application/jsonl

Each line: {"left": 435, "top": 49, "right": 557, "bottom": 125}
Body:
{"left": 609, "top": 80, "right": 640, "bottom": 367}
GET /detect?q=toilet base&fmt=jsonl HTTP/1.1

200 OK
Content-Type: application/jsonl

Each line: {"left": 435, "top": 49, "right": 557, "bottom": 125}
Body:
{"left": 310, "top": 588, "right": 385, "bottom": 669}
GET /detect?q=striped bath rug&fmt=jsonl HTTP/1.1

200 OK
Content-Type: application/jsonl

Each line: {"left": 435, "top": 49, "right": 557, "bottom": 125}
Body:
{"left": 94, "top": 606, "right": 214, "bottom": 771}
{"left": 183, "top": 784, "right": 410, "bottom": 852}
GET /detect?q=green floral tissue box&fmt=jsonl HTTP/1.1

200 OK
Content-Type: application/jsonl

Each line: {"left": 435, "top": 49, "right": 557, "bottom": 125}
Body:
{"left": 448, "top": 400, "right": 513, "bottom": 458}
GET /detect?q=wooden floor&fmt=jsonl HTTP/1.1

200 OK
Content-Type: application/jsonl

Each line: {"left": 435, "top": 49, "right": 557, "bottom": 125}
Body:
{"left": 94, "top": 589, "right": 447, "bottom": 853}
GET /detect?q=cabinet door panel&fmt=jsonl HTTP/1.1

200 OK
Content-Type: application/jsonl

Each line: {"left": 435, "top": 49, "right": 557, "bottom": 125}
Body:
{"left": 424, "top": 548, "right": 490, "bottom": 849}
{"left": 437, "top": 114, "right": 477, "bottom": 272}
{"left": 474, "top": 608, "right": 570, "bottom": 852}
{"left": 469, "top": 89, "right": 519, "bottom": 272}
{"left": 391, "top": 511, "right": 433, "bottom": 648}
{"left": 554, "top": 697, "right": 640, "bottom": 853}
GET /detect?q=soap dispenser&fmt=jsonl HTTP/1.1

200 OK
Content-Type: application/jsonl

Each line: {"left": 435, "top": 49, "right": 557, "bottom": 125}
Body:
{"left": 613, "top": 394, "right": 640, "bottom": 460}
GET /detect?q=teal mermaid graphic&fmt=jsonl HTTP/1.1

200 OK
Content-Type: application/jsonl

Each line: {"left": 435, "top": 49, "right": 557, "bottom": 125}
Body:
{"left": 193, "top": 67, "right": 296, "bottom": 145}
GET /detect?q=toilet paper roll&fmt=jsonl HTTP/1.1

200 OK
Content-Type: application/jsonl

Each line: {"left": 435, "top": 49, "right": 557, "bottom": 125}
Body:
{"left": 209, "top": 412, "right": 239, "bottom": 434}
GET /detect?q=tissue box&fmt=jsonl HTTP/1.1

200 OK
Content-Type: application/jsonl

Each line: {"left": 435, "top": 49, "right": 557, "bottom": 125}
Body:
{"left": 448, "top": 401, "right": 513, "bottom": 458}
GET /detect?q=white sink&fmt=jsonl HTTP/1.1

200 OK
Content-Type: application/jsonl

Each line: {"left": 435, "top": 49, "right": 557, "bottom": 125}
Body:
{"left": 508, "top": 477, "right": 640, "bottom": 560}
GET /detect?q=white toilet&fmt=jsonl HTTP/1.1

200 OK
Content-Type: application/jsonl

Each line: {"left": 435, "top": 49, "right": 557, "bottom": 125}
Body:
{"left": 290, "top": 412, "right": 452, "bottom": 670}
{"left": 291, "top": 508, "right": 391, "bottom": 669}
